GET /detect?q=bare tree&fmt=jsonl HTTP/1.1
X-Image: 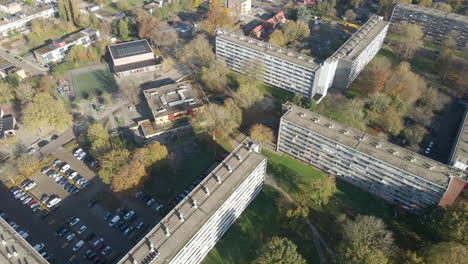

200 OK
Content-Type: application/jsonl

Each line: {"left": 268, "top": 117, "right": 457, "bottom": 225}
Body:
{"left": 120, "top": 80, "right": 140, "bottom": 105}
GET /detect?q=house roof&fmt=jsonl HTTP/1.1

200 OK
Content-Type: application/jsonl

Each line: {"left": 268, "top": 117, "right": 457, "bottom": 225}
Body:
{"left": 0, "top": 116, "right": 15, "bottom": 138}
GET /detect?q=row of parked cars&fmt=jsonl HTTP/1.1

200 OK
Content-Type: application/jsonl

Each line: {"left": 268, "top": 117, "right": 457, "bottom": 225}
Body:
{"left": 41, "top": 159, "right": 90, "bottom": 194}
{"left": 10, "top": 180, "right": 42, "bottom": 212}
{"left": 105, "top": 208, "right": 144, "bottom": 238}
{"left": 55, "top": 217, "right": 111, "bottom": 264}
{"left": 0, "top": 210, "right": 53, "bottom": 261}
{"left": 73, "top": 148, "right": 100, "bottom": 169}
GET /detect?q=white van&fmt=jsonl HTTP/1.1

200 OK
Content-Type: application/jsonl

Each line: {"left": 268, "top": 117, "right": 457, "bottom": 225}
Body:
{"left": 47, "top": 197, "right": 61, "bottom": 208}
{"left": 109, "top": 215, "right": 120, "bottom": 226}
{"left": 72, "top": 240, "right": 84, "bottom": 251}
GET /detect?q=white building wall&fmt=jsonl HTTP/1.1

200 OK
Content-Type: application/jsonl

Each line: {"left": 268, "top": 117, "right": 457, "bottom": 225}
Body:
{"left": 169, "top": 158, "right": 267, "bottom": 264}
{"left": 0, "top": 7, "right": 56, "bottom": 34}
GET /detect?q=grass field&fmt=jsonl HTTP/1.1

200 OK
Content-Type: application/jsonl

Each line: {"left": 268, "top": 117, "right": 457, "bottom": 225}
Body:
{"left": 204, "top": 186, "right": 319, "bottom": 264}
{"left": 72, "top": 69, "right": 118, "bottom": 99}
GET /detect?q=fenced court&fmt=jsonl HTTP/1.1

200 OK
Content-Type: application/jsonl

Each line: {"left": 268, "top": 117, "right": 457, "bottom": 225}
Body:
{"left": 72, "top": 68, "right": 118, "bottom": 99}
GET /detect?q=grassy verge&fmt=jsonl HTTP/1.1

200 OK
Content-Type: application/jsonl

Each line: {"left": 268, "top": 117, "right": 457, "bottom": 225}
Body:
{"left": 62, "top": 139, "right": 78, "bottom": 152}
{"left": 204, "top": 186, "right": 319, "bottom": 264}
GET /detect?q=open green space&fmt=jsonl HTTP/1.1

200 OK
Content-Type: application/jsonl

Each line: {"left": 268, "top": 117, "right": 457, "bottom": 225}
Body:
{"left": 204, "top": 186, "right": 319, "bottom": 264}
{"left": 24, "top": 27, "right": 71, "bottom": 51}
{"left": 72, "top": 69, "right": 118, "bottom": 99}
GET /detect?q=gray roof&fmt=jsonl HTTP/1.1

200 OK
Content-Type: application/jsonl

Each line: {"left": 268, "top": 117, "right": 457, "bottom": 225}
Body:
{"left": 0, "top": 116, "right": 15, "bottom": 137}
{"left": 449, "top": 108, "right": 468, "bottom": 169}
{"left": 330, "top": 15, "right": 389, "bottom": 62}
{"left": 216, "top": 29, "right": 321, "bottom": 70}
{"left": 114, "top": 58, "right": 162, "bottom": 73}
{"left": 117, "top": 139, "right": 266, "bottom": 264}
{"left": 108, "top": 39, "right": 153, "bottom": 60}
{"left": 281, "top": 104, "right": 468, "bottom": 187}
{"left": 0, "top": 218, "right": 49, "bottom": 264}
{"left": 393, "top": 3, "right": 468, "bottom": 24}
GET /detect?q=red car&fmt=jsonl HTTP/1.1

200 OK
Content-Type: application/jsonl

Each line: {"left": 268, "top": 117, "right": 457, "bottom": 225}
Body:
{"left": 170, "top": 201, "right": 177, "bottom": 207}
{"left": 27, "top": 200, "right": 37, "bottom": 206}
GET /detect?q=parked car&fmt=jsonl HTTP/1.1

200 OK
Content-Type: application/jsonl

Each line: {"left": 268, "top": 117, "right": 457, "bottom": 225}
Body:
{"left": 51, "top": 134, "right": 59, "bottom": 140}
{"left": 46, "top": 197, "right": 61, "bottom": 208}
{"left": 18, "top": 230, "right": 29, "bottom": 239}
{"left": 60, "top": 163, "right": 70, "bottom": 173}
{"left": 56, "top": 227, "right": 69, "bottom": 237}
{"left": 123, "top": 211, "right": 135, "bottom": 221}
{"left": 21, "top": 179, "right": 31, "bottom": 188}
{"left": 123, "top": 226, "right": 134, "bottom": 236}
{"left": 73, "top": 240, "right": 85, "bottom": 251}
{"left": 52, "top": 159, "right": 62, "bottom": 167}
{"left": 92, "top": 238, "right": 104, "bottom": 248}
{"left": 33, "top": 243, "right": 44, "bottom": 252}
{"left": 73, "top": 148, "right": 83, "bottom": 157}
{"left": 66, "top": 233, "right": 75, "bottom": 242}
{"left": 109, "top": 215, "right": 120, "bottom": 227}
{"left": 87, "top": 200, "right": 96, "bottom": 208}
{"left": 78, "top": 152, "right": 87, "bottom": 160}
{"left": 155, "top": 204, "right": 164, "bottom": 212}
{"left": 103, "top": 211, "right": 112, "bottom": 220}
{"left": 136, "top": 221, "right": 144, "bottom": 230}
{"left": 27, "top": 148, "right": 36, "bottom": 154}
{"left": 41, "top": 166, "right": 51, "bottom": 174}
{"left": 77, "top": 225, "right": 87, "bottom": 234}
{"left": 102, "top": 246, "right": 112, "bottom": 255}
{"left": 24, "top": 181, "right": 36, "bottom": 191}
{"left": 70, "top": 172, "right": 79, "bottom": 179}
{"left": 146, "top": 198, "right": 156, "bottom": 206}
{"left": 68, "top": 217, "right": 80, "bottom": 227}
{"left": 40, "top": 195, "right": 49, "bottom": 203}
{"left": 22, "top": 197, "right": 32, "bottom": 204}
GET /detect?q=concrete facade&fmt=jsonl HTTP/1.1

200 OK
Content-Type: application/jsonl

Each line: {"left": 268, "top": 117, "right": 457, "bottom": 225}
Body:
{"left": 0, "top": 7, "right": 56, "bottom": 35}
{"left": 277, "top": 103, "right": 467, "bottom": 210}
{"left": 449, "top": 108, "right": 468, "bottom": 171}
{"left": 108, "top": 40, "right": 162, "bottom": 77}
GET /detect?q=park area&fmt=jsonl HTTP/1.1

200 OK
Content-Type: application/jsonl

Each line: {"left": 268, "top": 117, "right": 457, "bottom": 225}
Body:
{"left": 72, "top": 69, "right": 118, "bottom": 99}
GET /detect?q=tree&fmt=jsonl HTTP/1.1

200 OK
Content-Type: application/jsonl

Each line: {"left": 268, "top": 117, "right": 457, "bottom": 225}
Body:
{"left": 203, "top": 0, "right": 232, "bottom": 34}
{"left": 116, "top": 0, "right": 131, "bottom": 11}
{"left": 118, "top": 19, "right": 129, "bottom": 40}
{"left": 252, "top": 237, "right": 307, "bottom": 264}
{"left": 7, "top": 72, "right": 20, "bottom": 87}
{"left": 90, "top": 13, "right": 101, "bottom": 29}
{"left": 0, "top": 160, "right": 18, "bottom": 184}
{"left": 419, "top": 86, "right": 449, "bottom": 113}
{"left": 30, "top": 20, "right": 44, "bottom": 36}
{"left": 420, "top": 203, "right": 468, "bottom": 245}
{"left": 431, "top": 3, "right": 452, "bottom": 12}
{"left": 337, "top": 215, "right": 394, "bottom": 264}
{"left": 98, "top": 148, "right": 131, "bottom": 184}
{"left": 232, "top": 81, "right": 264, "bottom": 109}
{"left": 350, "top": 0, "right": 364, "bottom": 8}
{"left": 380, "top": 109, "right": 404, "bottom": 136}
{"left": 194, "top": 0, "right": 202, "bottom": 8}
{"left": 366, "top": 93, "right": 392, "bottom": 113}
{"left": 0, "top": 82, "right": 15, "bottom": 103}
{"left": 178, "top": 34, "right": 215, "bottom": 70}
{"left": 393, "top": 24, "right": 424, "bottom": 59}
{"left": 249, "top": 124, "right": 274, "bottom": 143}
{"left": 416, "top": 0, "right": 432, "bottom": 7}
{"left": 399, "top": 250, "right": 426, "bottom": 264}
{"left": 200, "top": 59, "right": 229, "bottom": 92}
{"left": 68, "top": 0, "right": 81, "bottom": 26}
{"left": 23, "top": 92, "right": 72, "bottom": 132}
{"left": 302, "top": 175, "right": 337, "bottom": 207}
{"left": 282, "top": 21, "right": 310, "bottom": 44}
{"left": 120, "top": 80, "right": 140, "bottom": 104}
{"left": 133, "top": 141, "right": 168, "bottom": 167}
{"left": 137, "top": 13, "right": 159, "bottom": 40}
{"left": 424, "top": 242, "right": 468, "bottom": 264}
{"left": 269, "top": 30, "right": 286, "bottom": 46}
{"left": 384, "top": 67, "right": 425, "bottom": 104}
{"left": 111, "top": 159, "right": 146, "bottom": 192}
{"left": 57, "top": 0, "right": 68, "bottom": 21}
{"left": 344, "top": 9, "right": 357, "bottom": 21}
{"left": 15, "top": 82, "right": 35, "bottom": 106}
{"left": 433, "top": 49, "right": 456, "bottom": 78}
{"left": 402, "top": 125, "right": 426, "bottom": 149}
{"left": 86, "top": 122, "right": 111, "bottom": 157}
{"left": 447, "top": 0, "right": 464, "bottom": 13}
{"left": 297, "top": 6, "right": 312, "bottom": 23}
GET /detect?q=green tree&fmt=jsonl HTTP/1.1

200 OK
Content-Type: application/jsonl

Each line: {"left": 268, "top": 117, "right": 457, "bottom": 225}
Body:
{"left": 424, "top": 242, "right": 467, "bottom": 264}
{"left": 86, "top": 122, "right": 111, "bottom": 157}
{"left": 90, "top": 14, "right": 101, "bottom": 29}
{"left": 416, "top": 0, "right": 432, "bottom": 7}
{"left": 0, "top": 82, "right": 15, "bottom": 103}
{"left": 232, "top": 81, "right": 264, "bottom": 109}
{"left": 282, "top": 20, "right": 310, "bottom": 44}
{"left": 269, "top": 30, "right": 286, "bottom": 46}
{"left": 420, "top": 203, "right": 468, "bottom": 245}
{"left": 118, "top": 19, "right": 129, "bottom": 40}
{"left": 116, "top": 0, "right": 131, "bottom": 11}
{"left": 252, "top": 237, "right": 307, "bottom": 264}
{"left": 200, "top": 59, "right": 229, "bottom": 92}
{"left": 22, "top": 92, "right": 72, "bottom": 132}
{"left": 302, "top": 175, "right": 337, "bottom": 207}
{"left": 393, "top": 24, "right": 424, "bottom": 60}
{"left": 344, "top": 9, "right": 357, "bottom": 21}
{"left": 350, "top": 0, "right": 364, "bottom": 8}
{"left": 98, "top": 148, "right": 131, "bottom": 184}
{"left": 431, "top": 3, "right": 452, "bottom": 12}
{"left": 15, "top": 82, "right": 35, "bottom": 106}
{"left": 296, "top": 6, "right": 312, "bottom": 23}
{"left": 249, "top": 124, "right": 274, "bottom": 143}
{"left": 69, "top": 0, "right": 81, "bottom": 25}
{"left": 133, "top": 141, "right": 168, "bottom": 167}
{"left": 179, "top": 34, "right": 216, "bottom": 70}
{"left": 7, "top": 72, "right": 20, "bottom": 87}
{"left": 399, "top": 250, "right": 426, "bottom": 264}
{"left": 57, "top": 0, "right": 69, "bottom": 21}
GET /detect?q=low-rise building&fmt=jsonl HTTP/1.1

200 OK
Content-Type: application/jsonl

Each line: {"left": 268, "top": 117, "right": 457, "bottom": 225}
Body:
{"left": 0, "top": 107, "right": 16, "bottom": 139}
{"left": 118, "top": 139, "right": 267, "bottom": 264}
{"left": 143, "top": 81, "right": 204, "bottom": 125}
{"left": 108, "top": 39, "right": 162, "bottom": 78}
{"left": 4, "top": 1, "right": 22, "bottom": 14}
{"left": 390, "top": 3, "right": 468, "bottom": 48}
{"left": 252, "top": 11, "right": 288, "bottom": 38}
{"left": 33, "top": 28, "right": 100, "bottom": 65}
{"left": 0, "top": 5, "right": 56, "bottom": 35}
{"left": 449, "top": 108, "right": 468, "bottom": 171}
{"left": 277, "top": 103, "right": 468, "bottom": 210}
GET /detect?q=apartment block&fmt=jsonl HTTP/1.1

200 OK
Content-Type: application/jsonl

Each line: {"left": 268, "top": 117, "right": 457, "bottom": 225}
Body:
{"left": 225, "top": 0, "right": 251, "bottom": 17}
{"left": 277, "top": 104, "right": 468, "bottom": 210}
{"left": 118, "top": 139, "right": 267, "bottom": 264}
{"left": 215, "top": 15, "right": 388, "bottom": 101}
{"left": 34, "top": 28, "right": 100, "bottom": 65}
{"left": 0, "top": 6, "right": 56, "bottom": 35}
{"left": 449, "top": 108, "right": 468, "bottom": 171}
{"left": 390, "top": 3, "right": 468, "bottom": 48}
{"left": 331, "top": 16, "right": 389, "bottom": 89}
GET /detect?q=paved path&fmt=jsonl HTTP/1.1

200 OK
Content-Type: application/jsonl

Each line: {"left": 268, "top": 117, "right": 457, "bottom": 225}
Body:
{"left": 0, "top": 46, "right": 47, "bottom": 74}
{"left": 265, "top": 174, "right": 333, "bottom": 264}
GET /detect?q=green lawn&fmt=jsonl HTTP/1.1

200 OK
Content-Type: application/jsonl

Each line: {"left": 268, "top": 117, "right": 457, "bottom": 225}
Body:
{"left": 72, "top": 69, "right": 118, "bottom": 99}
{"left": 204, "top": 186, "right": 319, "bottom": 264}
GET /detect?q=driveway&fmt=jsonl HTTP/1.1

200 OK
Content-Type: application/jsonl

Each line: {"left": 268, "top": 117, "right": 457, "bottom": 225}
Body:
{"left": 0, "top": 46, "right": 47, "bottom": 75}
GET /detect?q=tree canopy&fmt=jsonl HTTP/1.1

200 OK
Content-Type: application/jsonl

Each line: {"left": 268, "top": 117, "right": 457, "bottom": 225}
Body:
{"left": 23, "top": 92, "right": 72, "bottom": 132}
{"left": 249, "top": 124, "right": 274, "bottom": 143}
{"left": 252, "top": 237, "right": 307, "bottom": 264}
{"left": 301, "top": 175, "right": 337, "bottom": 207}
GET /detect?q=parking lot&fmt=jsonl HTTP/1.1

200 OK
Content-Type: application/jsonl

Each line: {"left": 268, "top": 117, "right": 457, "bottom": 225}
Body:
{"left": 1, "top": 145, "right": 168, "bottom": 264}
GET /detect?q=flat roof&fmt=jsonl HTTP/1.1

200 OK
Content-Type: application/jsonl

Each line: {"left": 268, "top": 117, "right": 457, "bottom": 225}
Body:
{"left": 118, "top": 139, "right": 266, "bottom": 264}
{"left": 108, "top": 39, "right": 153, "bottom": 60}
{"left": 394, "top": 3, "right": 468, "bottom": 24}
{"left": 331, "top": 15, "right": 389, "bottom": 62}
{"left": 0, "top": 218, "right": 49, "bottom": 264}
{"left": 114, "top": 58, "right": 162, "bottom": 73}
{"left": 450, "top": 108, "right": 468, "bottom": 168}
{"left": 143, "top": 81, "right": 203, "bottom": 120}
{"left": 216, "top": 29, "right": 321, "bottom": 70}
{"left": 281, "top": 104, "right": 468, "bottom": 187}
{"left": 35, "top": 28, "right": 98, "bottom": 55}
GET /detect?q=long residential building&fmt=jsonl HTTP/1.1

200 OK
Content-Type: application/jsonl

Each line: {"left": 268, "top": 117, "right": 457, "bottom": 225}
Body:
{"left": 0, "top": 217, "right": 49, "bottom": 264}
{"left": 277, "top": 103, "right": 468, "bottom": 210}
{"left": 390, "top": 3, "right": 468, "bottom": 48}
{"left": 118, "top": 139, "right": 267, "bottom": 264}
{"left": 0, "top": 6, "right": 56, "bottom": 35}
{"left": 215, "top": 15, "right": 389, "bottom": 102}
{"left": 449, "top": 108, "right": 468, "bottom": 171}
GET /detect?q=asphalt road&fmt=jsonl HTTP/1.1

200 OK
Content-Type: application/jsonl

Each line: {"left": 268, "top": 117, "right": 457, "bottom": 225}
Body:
{"left": 0, "top": 46, "right": 47, "bottom": 75}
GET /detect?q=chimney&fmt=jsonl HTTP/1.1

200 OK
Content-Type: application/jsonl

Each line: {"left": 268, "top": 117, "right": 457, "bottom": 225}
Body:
{"left": 176, "top": 210, "right": 184, "bottom": 222}
{"left": 226, "top": 164, "right": 232, "bottom": 173}
{"left": 191, "top": 198, "right": 198, "bottom": 209}
{"left": 162, "top": 224, "right": 170, "bottom": 237}
{"left": 214, "top": 175, "right": 222, "bottom": 183}
{"left": 202, "top": 185, "right": 210, "bottom": 195}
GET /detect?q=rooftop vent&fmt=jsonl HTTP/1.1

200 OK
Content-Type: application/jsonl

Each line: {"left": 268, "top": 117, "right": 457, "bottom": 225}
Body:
{"left": 277, "top": 48, "right": 282, "bottom": 52}
{"left": 191, "top": 197, "right": 198, "bottom": 209}
{"left": 226, "top": 164, "right": 233, "bottom": 173}
{"left": 298, "top": 112, "right": 305, "bottom": 117}
{"left": 357, "top": 135, "right": 365, "bottom": 141}
{"left": 235, "top": 153, "right": 243, "bottom": 162}
{"left": 248, "top": 39, "right": 253, "bottom": 43}
{"left": 202, "top": 185, "right": 210, "bottom": 195}
{"left": 287, "top": 52, "right": 292, "bottom": 56}
{"left": 340, "top": 129, "right": 349, "bottom": 135}
{"left": 267, "top": 44, "right": 272, "bottom": 49}
{"left": 249, "top": 143, "right": 260, "bottom": 153}
{"left": 407, "top": 156, "right": 416, "bottom": 162}
{"left": 176, "top": 210, "right": 184, "bottom": 222}
{"left": 162, "top": 224, "right": 170, "bottom": 237}
{"left": 214, "top": 174, "right": 222, "bottom": 183}
{"left": 388, "top": 149, "right": 398, "bottom": 155}
{"left": 312, "top": 117, "right": 320, "bottom": 123}
{"left": 325, "top": 123, "right": 334, "bottom": 128}
{"left": 371, "top": 142, "right": 381, "bottom": 148}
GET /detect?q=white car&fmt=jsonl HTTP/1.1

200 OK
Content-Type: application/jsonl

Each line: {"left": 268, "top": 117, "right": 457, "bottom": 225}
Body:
{"left": 46, "top": 197, "right": 61, "bottom": 208}
{"left": 73, "top": 148, "right": 83, "bottom": 157}
{"left": 92, "top": 238, "right": 104, "bottom": 247}
{"left": 72, "top": 240, "right": 84, "bottom": 252}
{"left": 77, "top": 152, "right": 87, "bottom": 160}
{"left": 123, "top": 211, "right": 135, "bottom": 221}
{"left": 52, "top": 159, "right": 62, "bottom": 167}
{"left": 24, "top": 182, "right": 36, "bottom": 191}
{"left": 18, "top": 231, "right": 29, "bottom": 239}
{"left": 60, "top": 163, "right": 70, "bottom": 173}
{"left": 27, "top": 148, "right": 36, "bottom": 155}
{"left": 68, "top": 217, "right": 80, "bottom": 227}
{"left": 33, "top": 243, "right": 45, "bottom": 252}
{"left": 77, "top": 225, "right": 87, "bottom": 234}
{"left": 69, "top": 172, "right": 79, "bottom": 179}
{"left": 66, "top": 233, "right": 75, "bottom": 242}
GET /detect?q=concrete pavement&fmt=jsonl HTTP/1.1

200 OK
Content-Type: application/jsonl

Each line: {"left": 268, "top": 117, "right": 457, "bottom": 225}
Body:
{"left": 0, "top": 46, "right": 47, "bottom": 75}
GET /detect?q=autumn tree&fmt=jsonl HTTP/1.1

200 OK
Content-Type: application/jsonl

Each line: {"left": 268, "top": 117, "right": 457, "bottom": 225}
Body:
{"left": 0, "top": 160, "right": 19, "bottom": 184}
{"left": 433, "top": 49, "right": 456, "bottom": 78}
{"left": 392, "top": 23, "right": 424, "bottom": 59}
{"left": 252, "top": 237, "right": 307, "bottom": 264}
{"left": 85, "top": 122, "right": 111, "bottom": 157}
{"left": 424, "top": 242, "right": 467, "bottom": 264}
{"left": 116, "top": 0, "right": 131, "bottom": 11}
{"left": 344, "top": 9, "right": 357, "bottom": 21}
{"left": 269, "top": 30, "right": 286, "bottom": 46}
{"left": 350, "top": 0, "right": 364, "bottom": 8}
{"left": 133, "top": 141, "right": 168, "bottom": 167}
{"left": 384, "top": 62, "right": 425, "bottom": 104}
{"left": 337, "top": 215, "right": 395, "bottom": 264}
{"left": 249, "top": 124, "right": 274, "bottom": 143}
{"left": 360, "top": 56, "right": 392, "bottom": 93}
{"left": 431, "top": 2, "right": 452, "bottom": 12}
{"left": 23, "top": 92, "right": 72, "bottom": 132}
{"left": 0, "top": 82, "right": 14, "bottom": 103}
{"left": 137, "top": 13, "right": 159, "bottom": 40}
{"left": 111, "top": 159, "right": 146, "bottom": 192}
{"left": 15, "top": 82, "right": 35, "bottom": 106}
{"left": 98, "top": 148, "right": 131, "bottom": 184}
{"left": 200, "top": 59, "right": 229, "bottom": 92}
{"left": 415, "top": 0, "right": 432, "bottom": 7}
{"left": 203, "top": 0, "right": 232, "bottom": 34}
{"left": 232, "top": 81, "right": 264, "bottom": 109}
{"left": 282, "top": 20, "right": 310, "bottom": 44}
{"left": 398, "top": 250, "right": 426, "bottom": 264}
{"left": 302, "top": 175, "right": 337, "bottom": 207}
{"left": 179, "top": 34, "right": 216, "bottom": 70}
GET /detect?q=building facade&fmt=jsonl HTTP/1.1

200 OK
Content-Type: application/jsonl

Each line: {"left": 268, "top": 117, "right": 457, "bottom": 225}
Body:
{"left": 33, "top": 28, "right": 100, "bottom": 65}
{"left": 449, "top": 108, "right": 468, "bottom": 171}
{"left": 216, "top": 15, "right": 388, "bottom": 102}
{"left": 118, "top": 139, "right": 267, "bottom": 264}
{"left": 277, "top": 103, "right": 467, "bottom": 210}
{"left": 390, "top": 3, "right": 468, "bottom": 48}
{"left": 108, "top": 39, "right": 162, "bottom": 77}
{"left": 0, "top": 6, "right": 56, "bottom": 35}
{"left": 225, "top": 0, "right": 251, "bottom": 17}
